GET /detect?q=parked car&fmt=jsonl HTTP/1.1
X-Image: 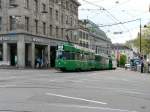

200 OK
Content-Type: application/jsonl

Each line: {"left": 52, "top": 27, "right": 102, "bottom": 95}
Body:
{"left": 125, "top": 63, "right": 130, "bottom": 69}
{"left": 130, "top": 58, "right": 140, "bottom": 71}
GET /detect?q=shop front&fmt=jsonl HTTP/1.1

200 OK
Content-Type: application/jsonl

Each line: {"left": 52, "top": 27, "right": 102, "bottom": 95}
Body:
{"left": 0, "top": 34, "right": 65, "bottom": 68}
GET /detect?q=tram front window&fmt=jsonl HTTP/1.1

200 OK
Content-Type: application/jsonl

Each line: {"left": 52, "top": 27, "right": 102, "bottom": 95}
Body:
{"left": 56, "top": 51, "right": 63, "bottom": 59}
{"left": 56, "top": 51, "right": 75, "bottom": 60}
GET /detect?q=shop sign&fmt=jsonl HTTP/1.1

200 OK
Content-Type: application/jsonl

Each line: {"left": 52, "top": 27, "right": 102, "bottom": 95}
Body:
{"left": 0, "top": 37, "right": 9, "bottom": 41}
{"left": 33, "top": 38, "right": 44, "bottom": 43}
{"left": 0, "top": 36, "right": 16, "bottom": 41}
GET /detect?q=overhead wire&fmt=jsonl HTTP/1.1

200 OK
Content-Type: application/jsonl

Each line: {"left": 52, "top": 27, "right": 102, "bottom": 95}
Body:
{"left": 108, "top": 0, "right": 132, "bottom": 10}
{"left": 81, "top": 0, "right": 134, "bottom": 39}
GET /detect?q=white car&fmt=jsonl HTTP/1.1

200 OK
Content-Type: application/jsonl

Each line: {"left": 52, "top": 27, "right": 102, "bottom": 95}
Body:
{"left": 125, "top": 64, "right": 130, "bottom": 69}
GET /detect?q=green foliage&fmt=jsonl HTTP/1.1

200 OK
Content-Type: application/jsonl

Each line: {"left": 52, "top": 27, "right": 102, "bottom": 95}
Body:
{"left": 129, "top": 24, "right": 150, "bottom": 54}
{"left": 119, "top": 54, "right": 127, "bottom": 67}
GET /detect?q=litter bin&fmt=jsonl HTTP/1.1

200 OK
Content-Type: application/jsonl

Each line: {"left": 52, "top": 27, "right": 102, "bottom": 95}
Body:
{"left": 137, "top": 64, "right": 141, "bottom": 72}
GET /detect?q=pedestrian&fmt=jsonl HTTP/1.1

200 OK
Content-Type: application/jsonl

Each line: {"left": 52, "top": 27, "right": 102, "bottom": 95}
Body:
{"left": 44, "top": 56, "right": 49, "bottom": 68}
{"left": 36, "top": 57, "right": 40, "bottom": 68}
{"left": 141, "top": 57, "right": 144, "bottom": 73}
{"left": 15, "top": 55, "right": 17, "bottom": 67}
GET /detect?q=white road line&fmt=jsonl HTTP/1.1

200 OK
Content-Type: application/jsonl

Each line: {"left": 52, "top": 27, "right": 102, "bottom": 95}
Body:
{"left": 46, "top": 93, "right": 107, "bottom": 105}
{"left": 0, "top": 76, "right": 17, "bottom": 80}
{"left": 49, "top": 104, "right": 138, "bottom": 112}
{"left": 0, "top": 84, "right": 16, "bottom": 88}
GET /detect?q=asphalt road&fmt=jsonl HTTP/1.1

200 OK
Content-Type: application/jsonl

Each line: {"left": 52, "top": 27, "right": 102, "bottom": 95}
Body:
{"left": 0, "top": 68, "right": 150, "bottom": 112}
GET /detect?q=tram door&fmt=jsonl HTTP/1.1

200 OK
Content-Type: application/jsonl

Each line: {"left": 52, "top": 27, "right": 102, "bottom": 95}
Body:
{"left": 50, "top": 46, "right": 57, "bottom": 67}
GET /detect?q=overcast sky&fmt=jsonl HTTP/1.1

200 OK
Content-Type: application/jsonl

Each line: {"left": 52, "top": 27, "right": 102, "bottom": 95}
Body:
{"left": 78, "top": 0, "right": 150, "bottom": 43}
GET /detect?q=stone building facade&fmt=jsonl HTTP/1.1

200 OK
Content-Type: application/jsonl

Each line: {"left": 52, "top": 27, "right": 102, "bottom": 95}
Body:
{"left": 0, "top": 0, "right": 80, "bottom": 68}
{"left": 78, "top": 20, "right": 90, "bottom": 48}
{"left": 78, "top": 19, "right": 112, "bottom": 56}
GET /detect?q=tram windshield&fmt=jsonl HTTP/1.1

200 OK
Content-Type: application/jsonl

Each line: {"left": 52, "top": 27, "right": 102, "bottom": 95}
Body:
{"left": 56, "top": 51, "right": 75, "bottom": 60}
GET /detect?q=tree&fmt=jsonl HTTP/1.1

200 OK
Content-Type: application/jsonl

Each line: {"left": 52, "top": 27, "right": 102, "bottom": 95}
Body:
{"left": 119, "top": 54, "right": 127, "bottom": 67}
{"left": 133, "top": 27, "right": 150, "bottom": 54}
{"left": 126, "top": 24, "right": 150, "bottom": 55}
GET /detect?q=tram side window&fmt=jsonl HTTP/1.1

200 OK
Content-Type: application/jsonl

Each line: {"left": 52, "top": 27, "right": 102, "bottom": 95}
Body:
{"left": 101, "top": 57, "right": 107, "bottom": 65}
{"left": 84, "top": 54, "right": 88, "bottom": 61}
{"left": 57, "top": 51, "right": 75, "bottom": 60}
{"left": 69, "top": 52, "right": 75, "bottom": 60}
{"left": 79, "top": 54, "right": 82, "bottom": 61}
{"left": 75, "top": 53, "right": 80, "bottom": 60}
{"left": 83, "top": 54, "right": 86, "bottom": 61}
{"left": 89, "top": 54, "right": 94, "bottom": 60}
{"left": 95, "top": 56, "right": 100, "bottom": 61}
{"left": 63, "top": 52, "right": 70, "bottom": 60}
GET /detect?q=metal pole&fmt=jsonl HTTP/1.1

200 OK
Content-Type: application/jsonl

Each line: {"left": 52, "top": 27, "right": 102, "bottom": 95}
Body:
{"left": 140, "top": 18, "right": 142, "bottom": 55}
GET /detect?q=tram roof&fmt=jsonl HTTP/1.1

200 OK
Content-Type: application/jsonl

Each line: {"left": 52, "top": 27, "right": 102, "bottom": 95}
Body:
{"left": 61, "top": 43, "right": 95, "bottom": 54}
{"left": 95, "top": 53, "right": 109, "bottom": 58}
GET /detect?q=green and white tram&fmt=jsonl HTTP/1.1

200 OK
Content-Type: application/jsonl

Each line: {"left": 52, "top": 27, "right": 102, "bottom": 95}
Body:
{"left": 55, "top": 43, "right": 115, "bottom": 71}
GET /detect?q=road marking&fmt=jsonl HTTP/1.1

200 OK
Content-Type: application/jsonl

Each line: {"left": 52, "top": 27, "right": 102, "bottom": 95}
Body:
{"left": 0, "top": 84, "right": 16, "bottom": 88}
{"left": 46, "top": 93, "right": 107, "bottom": 105}
{"left": 49, "top": 104, "right": 138, "bottom": 112}
{"left": 0, "top": 76, "right": 17, "bottom": 80}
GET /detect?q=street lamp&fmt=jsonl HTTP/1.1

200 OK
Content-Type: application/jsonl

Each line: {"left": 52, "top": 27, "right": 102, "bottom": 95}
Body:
{"left": 139, "top": 18, "right": 142, "bottom": 55}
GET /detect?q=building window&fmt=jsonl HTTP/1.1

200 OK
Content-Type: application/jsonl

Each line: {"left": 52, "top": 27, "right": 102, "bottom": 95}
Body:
{"left": 79, "top": 31, "right": 82, "bottom": 37}
{"left": 55, "top": 10, "right": 59, "bottom": 21}
{"left": 25, "top": 0, "right": 29, "bottom": 9}
{"left": 34, "top": 0, "right": 38, "bottom": 13}
{"left": 0, "top": 17, "right": 2, "bottom": 31}
{"left": 70, "top": 4, "right": 73, "bottom": 12}
{"left": 61, "top": 28, "right": 64, "bottom": 39}
{"left": 66, "top": 1, "right": 69, "bottom": 9}
{"left": 70, "top": 17, "right": 73, "bottom": 26}
{"left": 43, "top": 22, "right": 46, "bottom": 35}
{"left": 10, "top": 16, "right": 16, "bottom": 30}
{"left": 25, "top": 16, "right": 29, "bottom": 31}
{"left": 49, "top": 25, "right": 53, "bottom": 36}
{"left": 49, "top": 7, "right": 53, "bottom": 20}
{"left": 35, "top": 19, "right": 38, "bottom": 34}
{"left": 42, "top": 3, "right": 46, "bottom": 12}
{"left": 0, "top": 0, "right": 2, "bottom": 8}
{"left": 61, "top": 13, "right": 64, "bottom": 24}
{"left": 55, "top": 0, "right": 58, "bottom": 4}
{"left": 66, "top": 15, "right": 68, "bottom": 24}
{"left": 56, "top": 26, "right": 59, "bottom": 38}
{"left": 9, "top": 0, "right": 16, "bottom": 7}
{"left": 70, "top": 31, "right": 73, "bottom": 41}
{"left": 49, "top": 0, "right": 54, "bottom": 4}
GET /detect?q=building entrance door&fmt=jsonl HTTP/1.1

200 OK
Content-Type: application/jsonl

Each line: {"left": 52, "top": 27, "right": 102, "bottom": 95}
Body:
{"left": 9, "top": 44, "right": 17, "bottom": 66}
{"left": 0, "top": 44, "right": 2, "bottom": 61}
{"left": 50, "top": 46, "right": 57, "bottom": 67}
{"left": 25, "top": 43, "right": 31, "bottom": 67}
{"left": 35, "top": 45, "right": 47, "bottom": 68}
